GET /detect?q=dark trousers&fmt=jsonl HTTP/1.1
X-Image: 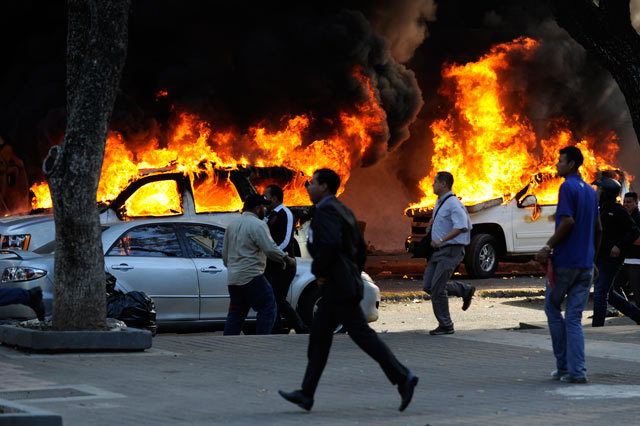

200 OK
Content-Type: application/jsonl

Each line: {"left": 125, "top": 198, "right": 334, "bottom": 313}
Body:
{"left": 422, "top": 245, "right": 472, "bottom": 328}
{"left": 300, "top": 297, "right": 409, "bottom": 397}
{"left": 593, "top": 259, "right": 640, "bottom": 326}
{"left": 0, "top": 288, "right": 29, "bottom": 307}
{"left": 223, "top": 275, "right": 276, "bottom": 335}
{"left": 613, "top": 263, "right": 640, "bottom": 306}
{"left": 265, "top": 263, "right": 306, "bottom": 333}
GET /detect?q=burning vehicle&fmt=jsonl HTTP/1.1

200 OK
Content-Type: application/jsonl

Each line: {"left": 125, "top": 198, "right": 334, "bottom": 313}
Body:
{"left": 405, "top": 38, "right": 633, "bottom": 277}
{"left": 406, "top": 171, "right": 630, "bottom": 278}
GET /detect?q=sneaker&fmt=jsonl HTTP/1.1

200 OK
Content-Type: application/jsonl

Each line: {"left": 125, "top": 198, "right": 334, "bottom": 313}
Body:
{"left": 560, "top": 375, "right": 588, "bottom": 384}
{"left": 27, "top": 287, "right": 45, "bottom": 322}
{"left": 429, "top": 325, "right": 454, "bottom": 335}
{"left": 551, "top": 369, "right": 568, "bottom": 380}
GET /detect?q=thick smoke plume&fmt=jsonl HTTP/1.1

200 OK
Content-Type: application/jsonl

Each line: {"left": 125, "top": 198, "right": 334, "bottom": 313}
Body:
{"left": 0, "top": 1, "right": 424, "bottom": 182}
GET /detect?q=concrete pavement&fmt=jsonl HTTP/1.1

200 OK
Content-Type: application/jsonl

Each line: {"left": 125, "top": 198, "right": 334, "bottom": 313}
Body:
{"left": 0, "top": 317, "right": 639, "bottom": 425}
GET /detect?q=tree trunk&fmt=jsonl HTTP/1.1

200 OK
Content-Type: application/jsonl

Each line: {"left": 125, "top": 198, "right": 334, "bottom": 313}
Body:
{"left": 44, "top": 0, "right": 130, "bottom": 330}
{"left": 551, "top": 0, "right": 640, "bottom": 149}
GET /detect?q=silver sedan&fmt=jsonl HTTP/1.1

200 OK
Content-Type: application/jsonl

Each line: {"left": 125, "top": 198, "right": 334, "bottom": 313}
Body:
{"left": 0, "top": 217, "right": 380, "bottom": 329}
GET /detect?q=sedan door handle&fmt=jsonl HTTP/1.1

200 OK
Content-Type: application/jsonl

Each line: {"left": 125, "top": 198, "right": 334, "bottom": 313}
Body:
{"left": 111, "top": 264, "right": 134, "bottom": 271}
{"left": 200, "top": 266, "right": 222, "bottom": 273}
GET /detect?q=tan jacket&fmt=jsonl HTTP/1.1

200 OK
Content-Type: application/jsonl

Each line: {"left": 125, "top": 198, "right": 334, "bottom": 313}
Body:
{"left": 222, "top": 212, "right": 287, "bottom": 286}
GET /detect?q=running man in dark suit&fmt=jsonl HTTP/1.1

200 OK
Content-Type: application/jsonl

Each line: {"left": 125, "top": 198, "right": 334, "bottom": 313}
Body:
{"left": 279, "top": 168, "right": 418, "bottom": 412}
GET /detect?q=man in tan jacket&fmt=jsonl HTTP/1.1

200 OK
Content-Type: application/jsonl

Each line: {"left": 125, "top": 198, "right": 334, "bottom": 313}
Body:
{"left": 222, "top": 194, "right": 296, "bottom": 335}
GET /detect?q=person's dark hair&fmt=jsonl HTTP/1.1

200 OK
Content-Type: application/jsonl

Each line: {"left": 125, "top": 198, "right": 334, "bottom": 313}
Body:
{"left": 313, "top": 168, "right": 340, "bottom": 194}
{"left": 265, "top": 184, "right": 284, "bottom": 202}
{"left": 625, "top": 192, "right": 638, "bottom": 202}
{"left": 435, "top": 171, "right": 454, "bottom": 189}
{"left": 559, "top": 146, "right": 584, "bottom": 170}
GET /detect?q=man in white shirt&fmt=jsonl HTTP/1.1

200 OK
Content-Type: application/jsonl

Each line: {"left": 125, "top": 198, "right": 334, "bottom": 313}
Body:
{"left": 222, "top": 194, "right": 296, "bottom": 335}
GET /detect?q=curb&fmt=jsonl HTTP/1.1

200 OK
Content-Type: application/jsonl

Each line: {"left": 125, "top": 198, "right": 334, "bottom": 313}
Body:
{"left": 380, "top": 288, "right": 545, "bottom": 302}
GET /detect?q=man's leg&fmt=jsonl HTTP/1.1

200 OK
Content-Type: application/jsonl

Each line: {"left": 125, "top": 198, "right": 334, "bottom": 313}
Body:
{"left": 301, "top": 298, "right": 339, "bottom": 398}
{"left": 627, "top": 264, "right": 640, "bottom": 307}
{"left": 246, "top": 275, "right": 277, "bottom": 335}
{"left": 563, "top": 268, "right": 593, "bottom": 380}
{"left": 592, "top": 260, "right": 619, "bottom": 327}
{"left": 544, "top": 267, "right": 574, "bottom": 375}
{"left": 424, "top": 248, "right": 459, "bottom": 329}
{"left": 342, "top": 303, "right": 409, "bottom": 385}
{"left": 223, "top": 285, "right": 251, "bottom": 335}
{"left": 608, "top": 287, "right": 640, "bottom": 324}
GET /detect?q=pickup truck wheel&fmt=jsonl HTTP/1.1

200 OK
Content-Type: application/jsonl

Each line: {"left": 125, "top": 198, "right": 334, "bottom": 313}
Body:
{"left": 465, "top": 233, "right": 499, "bottom": 278}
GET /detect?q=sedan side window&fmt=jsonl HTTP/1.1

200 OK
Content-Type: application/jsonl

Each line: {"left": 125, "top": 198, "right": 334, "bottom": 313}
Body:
{"left": 181, "top": 224, "right": 225, "bottom": 258}
{"left": 107, "top": 224, "right": 183, "bottom": 257}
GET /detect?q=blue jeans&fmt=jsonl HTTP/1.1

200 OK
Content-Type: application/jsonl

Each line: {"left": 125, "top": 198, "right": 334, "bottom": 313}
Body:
{"left": 544, "top": 266, "right": 593, "bottom": 380}
{"left": 223, "top": 275, "right": 277, "bottom": 335}
{"left": 593, "top": 259, "right": 640, "bottom": 327}
{"left": 0, "top": 288, "right": 29, "bottom": 307}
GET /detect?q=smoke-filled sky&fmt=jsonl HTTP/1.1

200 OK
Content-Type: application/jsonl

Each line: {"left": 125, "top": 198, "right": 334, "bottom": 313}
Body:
{"left": 1, "top": 0, "right": 639, "bottom": 250}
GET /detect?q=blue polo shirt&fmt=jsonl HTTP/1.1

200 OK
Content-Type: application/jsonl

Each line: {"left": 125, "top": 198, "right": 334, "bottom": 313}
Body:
{"left": 553, "top": 174, "right": 599, "bottom": 268}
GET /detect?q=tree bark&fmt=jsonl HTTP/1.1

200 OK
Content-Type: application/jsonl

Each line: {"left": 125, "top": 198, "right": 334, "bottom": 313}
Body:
{"left": 44, "top": 0, "right": 130, "bottom": 330}
{"left": 551, "top": 0, "right": 640, "bottom": 149}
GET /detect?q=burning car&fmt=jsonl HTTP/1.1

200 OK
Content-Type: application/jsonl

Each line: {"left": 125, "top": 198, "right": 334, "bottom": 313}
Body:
{"left": 406, "top": 171, "right": 630, "bottom": 278}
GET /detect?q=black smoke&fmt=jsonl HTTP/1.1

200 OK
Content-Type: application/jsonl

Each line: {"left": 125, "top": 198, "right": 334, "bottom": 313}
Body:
{"left": 0, "top": 0, "right": 425, "bottom": 183}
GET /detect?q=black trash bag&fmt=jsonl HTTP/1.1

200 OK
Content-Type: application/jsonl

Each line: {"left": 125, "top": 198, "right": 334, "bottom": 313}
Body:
{"left": 107, "top": 289, "right": 158, "bottom": 336}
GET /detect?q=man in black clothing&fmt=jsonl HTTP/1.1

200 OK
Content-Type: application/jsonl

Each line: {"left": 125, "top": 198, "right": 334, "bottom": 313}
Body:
{"left": 263, "top": 184, "right": 307, "bottom": 334}
{"left": 592, "top": 179, "right": 640, "bottom": 326}
{"left": 613, "top": 192, "right": 640, "bottom": 306}
{"left": 278, "top": 169, "right": 418, "bottom": 412}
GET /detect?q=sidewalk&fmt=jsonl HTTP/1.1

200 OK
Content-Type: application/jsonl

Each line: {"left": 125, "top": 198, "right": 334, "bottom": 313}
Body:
{"left": 0, "top": 318, "right": 638, "bottom": 425}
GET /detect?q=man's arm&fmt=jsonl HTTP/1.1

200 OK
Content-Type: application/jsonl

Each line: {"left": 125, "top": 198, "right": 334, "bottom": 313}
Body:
{"left": 222, "top": 229, "right": 229, "bottom": 267}
{"left": 432, "top": 228, "right": 465, "bottom": 247}
{"left": 310, "top": 207, "right": 341, "bottom": 281}
{"left": 535, "top": 215, "right": 574, "bottom": 263}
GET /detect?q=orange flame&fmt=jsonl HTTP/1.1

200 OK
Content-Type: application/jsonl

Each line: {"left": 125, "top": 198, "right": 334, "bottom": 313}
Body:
{"left": 30, "top": 69, "right": 387, "bottom": 215}
{"left": 409, "top": 38, "right": 625, "bottom": 211}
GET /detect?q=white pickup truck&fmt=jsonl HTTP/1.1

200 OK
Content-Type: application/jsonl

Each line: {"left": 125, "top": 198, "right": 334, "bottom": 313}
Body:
{"left": 406, "top": 171, "right": 629, "bottom": 278}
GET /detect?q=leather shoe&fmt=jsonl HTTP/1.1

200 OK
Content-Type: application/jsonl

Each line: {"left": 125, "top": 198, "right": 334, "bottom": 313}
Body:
{"left": 462, "top": 286, "right": 476, "bottom": 311}
{"left": 278, "top": 389, "right": 313, "bottom": 411}
{"left": 27, "top": 287, "right": 45, "bottom": 321}
{"left": 429, "top": 325, "right": 454, "bottom": 335}
{"left": 398, "top": 373, "right": 418, "bottom": 411}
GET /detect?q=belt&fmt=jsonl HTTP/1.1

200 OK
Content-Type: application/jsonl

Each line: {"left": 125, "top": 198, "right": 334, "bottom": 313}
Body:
{"left": 434, "top": 244, "right": 465, "bottom": 251}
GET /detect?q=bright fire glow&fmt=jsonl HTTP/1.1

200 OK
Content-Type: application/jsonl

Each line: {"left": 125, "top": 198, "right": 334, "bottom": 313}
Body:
{"left": 409, "top": 37, "right": 624, "bottom": 211}
{"left": 30, "top": 69, "right": 387, "bottom": 215}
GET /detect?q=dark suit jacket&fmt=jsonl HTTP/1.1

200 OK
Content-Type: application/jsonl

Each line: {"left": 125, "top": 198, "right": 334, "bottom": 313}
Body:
{"left": 307, "top": 196, "right": 366, "bottom": 303}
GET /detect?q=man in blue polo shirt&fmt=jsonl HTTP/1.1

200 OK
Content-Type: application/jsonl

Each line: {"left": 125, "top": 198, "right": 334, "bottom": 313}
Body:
{"left": 536, "top": 146, "right": 601, "bottom": 384}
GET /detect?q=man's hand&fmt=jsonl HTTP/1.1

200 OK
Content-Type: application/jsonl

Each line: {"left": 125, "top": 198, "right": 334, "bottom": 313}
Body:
{"left": 431, "top": 237, "right": 443, "bottom": 248}
{"left": 535, "top": 246, "right": 551, "bottom": 264}
{"left": 316, "top": 277, "right": 326, "bottom": 287}
{"left": 284, "top": 256, "right": 296, "bottom": 267}
{"left": 610, "top": 245, "right": 621, "bottom": 258}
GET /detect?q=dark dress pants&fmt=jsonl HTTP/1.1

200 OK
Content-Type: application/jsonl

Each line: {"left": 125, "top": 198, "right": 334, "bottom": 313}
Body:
{"left": 301, "top": 297, "right": 409, "bottom": 397}
{"left": 593, "top": 259, "right": 640, "bottom": 326}
{"left": 266, "top": 263, "right": 306, "bottom": 333}
{"left": 223, "top": 275, "right": 276, "bottom": 335}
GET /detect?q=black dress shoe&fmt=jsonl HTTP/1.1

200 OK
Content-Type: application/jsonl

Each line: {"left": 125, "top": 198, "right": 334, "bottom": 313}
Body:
{"left": 429, "top": 325, "right": 454, "bottom": 335}
{"left": 398, "top": 373, "right": 418, "bottom": 411}
{"left": 462, "top": 286, "right": 476, "bottom": 311}
{"left": 278, "top": 389, "right": 313, "bottom": 411}
{"left": 27, "top": 286, "right": 45, "bottom": 321}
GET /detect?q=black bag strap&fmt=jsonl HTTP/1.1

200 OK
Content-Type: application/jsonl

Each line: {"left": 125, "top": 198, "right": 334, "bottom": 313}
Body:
{"left": 431, "top": 194, "right": 455, "bottom": 223}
